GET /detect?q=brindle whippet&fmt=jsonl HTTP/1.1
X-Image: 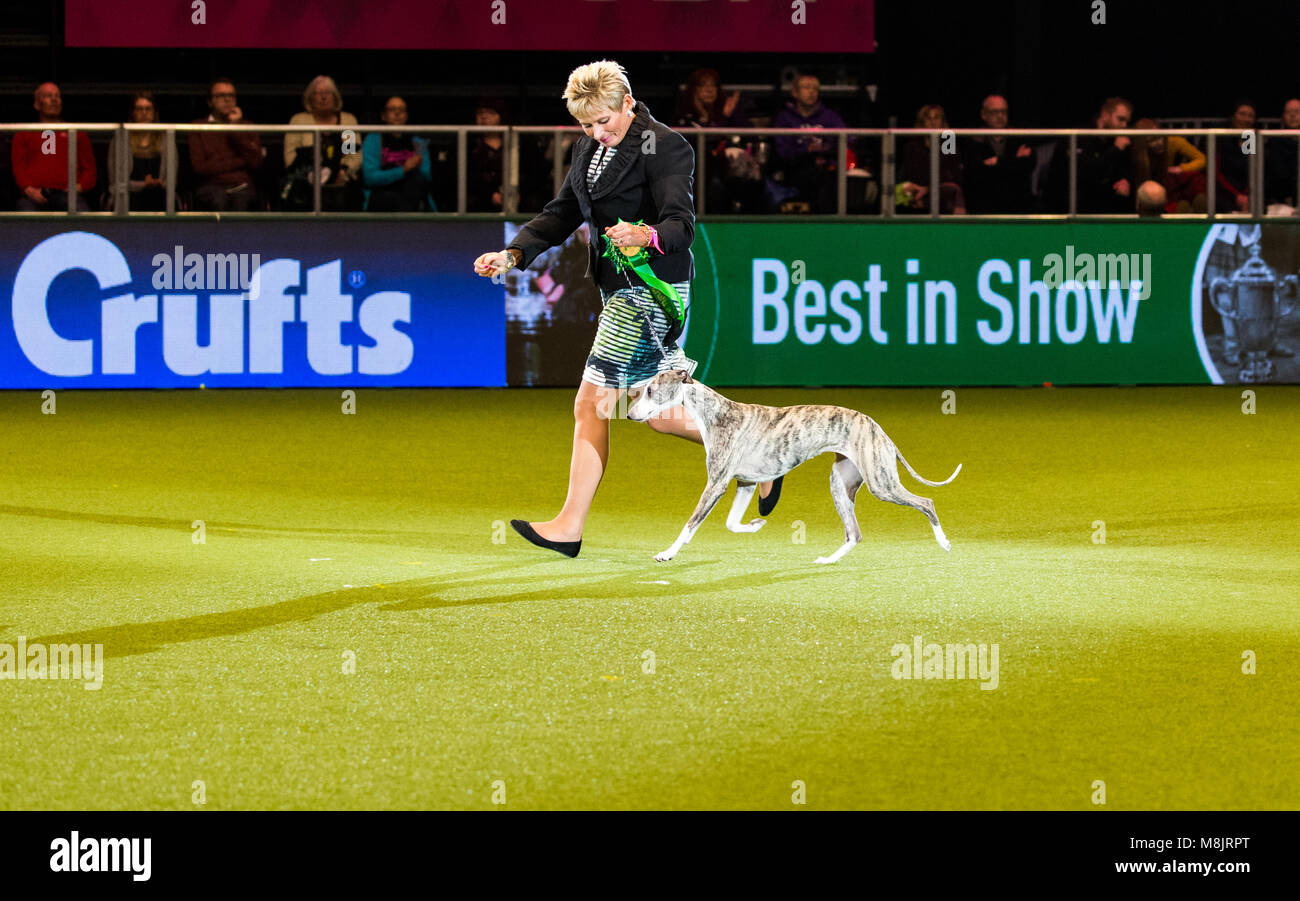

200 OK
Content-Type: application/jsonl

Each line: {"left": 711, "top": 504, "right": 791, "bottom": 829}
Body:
{"left": 626, "top": 370, "right": 961, "bottom": 564}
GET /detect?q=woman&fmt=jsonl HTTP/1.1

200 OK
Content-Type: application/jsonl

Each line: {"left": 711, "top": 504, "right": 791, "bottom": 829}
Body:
{"left": 675, "top": 68, "right": 746, "bottom": 129}
{"left": 361, "top": 95, "right": 434, "bottom": 211}
{"left": 899, "top": 104, "right": 966, "bottom": 214}
{"left": 1216, "top": 101, "right": 1255, "bottom": 214}
{"left": 467, "top": 98, "right": 507, "bottom": 212}
{"left": 674, "top": 68, "right": 763, "bottom": 214}
{"left": 108, "top": 91, "right": 170, "bottom": 211}
{"left": 473, "top": 60, "right": 777, "bottom": 557}
{"left": 283, "top": 75, "right": 362, "bottom": 210}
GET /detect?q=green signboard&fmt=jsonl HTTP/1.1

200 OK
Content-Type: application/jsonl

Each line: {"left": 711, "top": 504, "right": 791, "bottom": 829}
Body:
{"left": 683, "top": 221, "right": 1300, "bottom": 386}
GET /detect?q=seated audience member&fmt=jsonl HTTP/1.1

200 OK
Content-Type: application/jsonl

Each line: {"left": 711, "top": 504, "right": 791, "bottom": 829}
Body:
{"left": 960, "top": 94, "right": 1033, "bottom": 213}
{"left": 899, "top": 104, "right": 966, "bottom": 214}
{"left": 1215, "top": 100, "right": 1255, "bottom": 214}
{"left": 0, "top": 136, "right": 12, "bottom": 210}
{"left": 1078, "top": 96, "right": 1134, "bottom": 213}
{"left": 12, "top": 82, "right": 96, "bottom": 211}
{"left": 772, "top": 74, "right": 847, "bottom": 213}
{"left": 108, "top": 91, "right": 171, "bottom": 211}
{"left": 1136, "top": 180, "right": 1166, "bottom": 216}
{"left": 674, "top": 68, "right": 762, "bottom": 213}
{"left": 519, "top": 118, "right": 579, "bottom": 213}
{"left": 467, "top": 98, "right": 507, "bottom": 212}
{"left": 189, "top": 78, "right": 264, "bottom": 211}
{"left": 1264, "top": 98, "right": 1300, "bottom": 213}
{"left": 363, "top": 96, "right": 434, "bottom": 212}
{"left": 1130, "top": 117, "right": 1206, "bottom": 213}
{"left": 283, "top": 75, "right": 362, "bottom": 211}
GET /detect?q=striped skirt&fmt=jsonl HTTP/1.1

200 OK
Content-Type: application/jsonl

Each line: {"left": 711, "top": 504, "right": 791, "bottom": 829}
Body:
{"left": 582, "top": 282, "right": 698, "bottom": 389}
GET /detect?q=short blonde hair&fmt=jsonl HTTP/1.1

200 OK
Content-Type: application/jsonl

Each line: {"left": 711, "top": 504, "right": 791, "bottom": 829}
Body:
{"left": 303, "top": 75, "right": 343, "bottom": 114}
{"left": 563, "top": 60, "right": 631, "bottom": 122}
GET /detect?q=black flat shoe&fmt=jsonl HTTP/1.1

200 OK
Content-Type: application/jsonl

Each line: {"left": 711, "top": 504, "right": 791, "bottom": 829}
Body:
{"left": 510, "top": 519, "right": 581, "bottom": 558}
{"left": 757, "top": 476, "right": 784, "bottom": 516}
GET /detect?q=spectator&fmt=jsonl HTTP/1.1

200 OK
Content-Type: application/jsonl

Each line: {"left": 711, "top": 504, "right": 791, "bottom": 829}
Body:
{"left": 467, "top": 97, "right": 507, "bottom": 212}
{"left": 1077, "top": 97, "right": 1134, "bottom": 213}
{"left": 899, "top": 104, "right": 966, "bottom": 214}
{"left": 282, "top": 75, "right": 362, "bottom": 211}
{"left": 675, "top": 68, "right": 747, "bottom": 129}
{"left": 1130, "top": 117, "right": 1206, "bottom": 213}
{"left": 108, "top": 91, "right": 171, "bottom": 212}
{"left": 673, "top": 68, "right": 762, "bottom": 213}
{"left": 519, "top": 113, "right": 580, "bottom": 213}
{"left": 772, "top": 74, "right": 847, "bottom": 213}
{"left": 12, "top": 82, "right": 96, "bottom": 211}
{"left": 1215, "top": 100, "right": 1255, "bottom": 214}
{"left": 1135, "top": 180, "right": 1166, "bottom": 216}
{"left": 362, "top": 95, "right": 434, "bottom": 212}
{"left": 189, "top": 78, "right": 264, "bottom": 212}
{"left": 1264, "top": 98, "right": 1300, "bottom": 213}
{"left": 960, "top": 95, "right": 1033, "bottom": 213}
{"left": 0, "top": 134, "right": 12, "bottom": 210}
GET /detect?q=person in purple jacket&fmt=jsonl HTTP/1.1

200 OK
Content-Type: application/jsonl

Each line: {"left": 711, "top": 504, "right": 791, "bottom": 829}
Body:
{"left": 772, "top": 74, "right": 847, "bottom": 213}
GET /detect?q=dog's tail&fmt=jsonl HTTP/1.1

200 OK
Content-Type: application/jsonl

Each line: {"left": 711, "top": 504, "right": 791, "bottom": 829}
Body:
{"left": 896, "top": 449, "right": 962, "bottom": 487}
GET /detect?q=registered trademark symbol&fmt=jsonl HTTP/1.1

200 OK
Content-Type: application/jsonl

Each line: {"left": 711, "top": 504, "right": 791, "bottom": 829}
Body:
{"left": 348, "top": 270, "right": 366, "bottom": 288}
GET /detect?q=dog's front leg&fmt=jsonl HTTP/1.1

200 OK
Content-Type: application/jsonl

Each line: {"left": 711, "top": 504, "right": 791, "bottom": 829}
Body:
{"left": 655, "top": 478, "right": 730, "bottom": 562}
{"left": 724, "top": 482, "right": 766, "bottom": 533}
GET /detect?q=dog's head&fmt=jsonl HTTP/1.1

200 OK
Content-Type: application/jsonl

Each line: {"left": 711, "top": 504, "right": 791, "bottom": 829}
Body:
{"left": 626, "top": 369, "right": 694, "bottom": 422}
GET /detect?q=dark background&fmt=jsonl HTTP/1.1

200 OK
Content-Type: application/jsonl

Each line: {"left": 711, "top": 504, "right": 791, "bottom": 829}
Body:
{"left": 0, "top": 0, "right": 1294, "bottom": 127}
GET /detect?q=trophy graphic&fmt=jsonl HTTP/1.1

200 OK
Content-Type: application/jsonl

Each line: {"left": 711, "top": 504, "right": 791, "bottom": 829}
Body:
{"left": 1210, "top": 243, "right": 1297, "bottom": 383}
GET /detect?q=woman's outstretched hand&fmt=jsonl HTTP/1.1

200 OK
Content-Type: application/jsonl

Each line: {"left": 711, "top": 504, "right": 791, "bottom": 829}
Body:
{"left": 473, "top": 250, "right": 512, "bottom": 277}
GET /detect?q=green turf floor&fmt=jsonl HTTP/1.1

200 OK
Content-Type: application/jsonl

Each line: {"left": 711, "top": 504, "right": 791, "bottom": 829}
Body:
{"left": 1, "top": 385, "right": 1296, "bottom": 810}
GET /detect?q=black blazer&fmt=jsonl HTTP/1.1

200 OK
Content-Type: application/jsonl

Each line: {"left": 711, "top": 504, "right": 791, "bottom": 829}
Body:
{"left": 507, "top": 101, "right": 695, "bottom": 294}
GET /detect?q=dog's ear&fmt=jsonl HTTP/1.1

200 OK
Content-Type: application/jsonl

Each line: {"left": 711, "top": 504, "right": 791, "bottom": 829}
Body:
{"left": 678, "top": 369, "right": 693, "bottom": 384}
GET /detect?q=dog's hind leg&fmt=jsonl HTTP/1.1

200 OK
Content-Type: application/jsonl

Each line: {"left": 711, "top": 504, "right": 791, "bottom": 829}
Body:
{"left": 857, "top": 444, "right": 951, "bottom": 543}
{"left": 858, "top": 441, "right": 951, "bottom": 551}
{"left": 655, "top": 477, "right": 730, "bottom": 562}
{"left": 815, "top": 454, "right": 864, "bottom": 564}
{"left": 724, "top": 482, "right": 766, "bottom": 533}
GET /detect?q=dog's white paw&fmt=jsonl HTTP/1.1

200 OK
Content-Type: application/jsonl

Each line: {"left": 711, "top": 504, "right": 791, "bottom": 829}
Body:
{"left": 654, "top": 550, "right": 675, "bottom": 563}
{"left": 730, "top": 518, "right": 765, "bottom": 533}
{"left": 814, "top": 555, "right": 837, "bottom": 565}
{"left": 933, "top": 526, "right": 951, "bottom": 552}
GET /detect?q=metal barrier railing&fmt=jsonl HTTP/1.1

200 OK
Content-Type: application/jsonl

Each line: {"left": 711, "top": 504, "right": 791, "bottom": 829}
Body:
{"left": 2, "top": 123, "right": 1298, "bottom": 219}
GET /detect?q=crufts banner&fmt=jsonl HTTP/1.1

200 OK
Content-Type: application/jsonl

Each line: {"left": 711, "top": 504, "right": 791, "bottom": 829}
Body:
{"left": 64, "top": 0, "right": 875, "bottom": 52}
{"left": 675, "top": 221, "right": 1300, "bottom": 386}
{"left": 0, "top": 222, "right": 504, "bottom": 389}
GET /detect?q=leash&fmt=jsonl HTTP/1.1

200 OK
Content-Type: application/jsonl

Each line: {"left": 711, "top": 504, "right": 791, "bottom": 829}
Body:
{"left": 600, "top": 221, "right": 683, "bottom": 364}
{"left": 624, "top": 291, "right": 674, "bottom": 362}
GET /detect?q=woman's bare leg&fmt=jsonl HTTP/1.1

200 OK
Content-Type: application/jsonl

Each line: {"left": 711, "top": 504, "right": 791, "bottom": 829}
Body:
{"left": 530, "top": 380, "right": 617, "bottom": 543}
{"left": 644, "top": 404, "right": 774, "bottom": 497}
{"left": 644, "top": 404, "right": 702, "bottom": 444}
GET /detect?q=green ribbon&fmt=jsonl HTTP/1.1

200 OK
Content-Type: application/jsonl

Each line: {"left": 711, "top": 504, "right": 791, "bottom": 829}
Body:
{"left": 600, "top": 219, "right": 684, "bottom": 326}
